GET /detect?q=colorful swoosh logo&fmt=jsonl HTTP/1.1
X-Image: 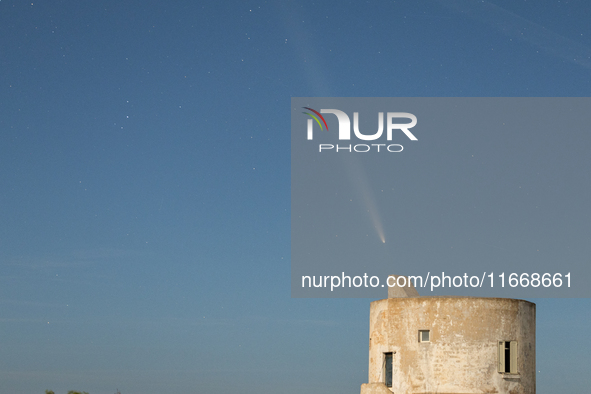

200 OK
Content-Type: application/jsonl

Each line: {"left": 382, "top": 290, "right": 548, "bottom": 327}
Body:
{"left": 302, "top": 107, "right": 328, "bottom": 131}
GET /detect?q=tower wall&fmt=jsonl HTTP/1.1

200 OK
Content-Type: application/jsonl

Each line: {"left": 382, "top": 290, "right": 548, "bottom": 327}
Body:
{"left": 366, "top": 297, "right": 535, "bottom": 394}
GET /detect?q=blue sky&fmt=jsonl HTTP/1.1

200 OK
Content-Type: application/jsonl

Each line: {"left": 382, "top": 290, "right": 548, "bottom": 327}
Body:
{"left": 0, "top": 1, "right": 590, "bottom": 393}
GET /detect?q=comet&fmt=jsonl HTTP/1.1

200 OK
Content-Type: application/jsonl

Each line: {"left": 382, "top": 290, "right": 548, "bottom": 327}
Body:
{"left": 344, "top": 155, "right": 386, "bottom": 244}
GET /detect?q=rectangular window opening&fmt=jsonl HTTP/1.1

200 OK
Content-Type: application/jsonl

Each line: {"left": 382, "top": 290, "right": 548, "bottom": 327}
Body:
{"left": 498, "top": 341, "right": 518, "bottom": 374}
{"left": 504, "top": 342, "right": 511, "bottom": 373}
{"left": 419, "top": 330, "right": 430, "bottom": 343}
{"left": 384, "top": 352, "right": 392, "bottom": 387}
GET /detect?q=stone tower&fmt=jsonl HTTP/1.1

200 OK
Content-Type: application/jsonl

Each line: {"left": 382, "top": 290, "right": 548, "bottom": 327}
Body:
{"left": 360, "top": 276, "right": 536, "bottom": 394}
